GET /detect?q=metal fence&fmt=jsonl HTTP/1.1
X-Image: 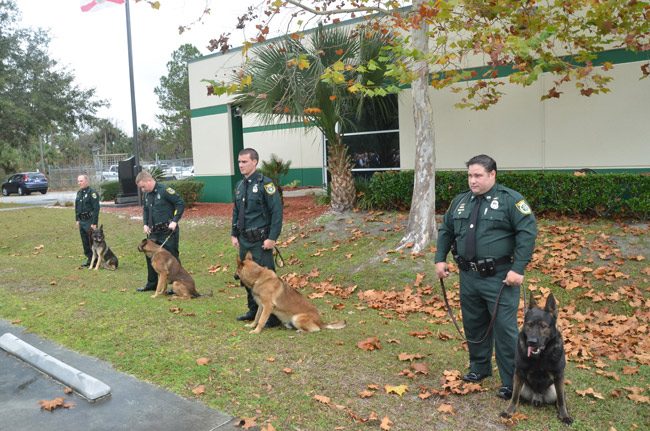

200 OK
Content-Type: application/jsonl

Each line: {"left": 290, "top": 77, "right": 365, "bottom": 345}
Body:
{"left": 46, "top": 157, "right": 194, "bottom": 191}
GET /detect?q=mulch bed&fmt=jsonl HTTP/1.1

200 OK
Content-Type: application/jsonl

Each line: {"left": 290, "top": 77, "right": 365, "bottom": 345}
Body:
{"left": 101, "top": 195, "right": 329, "bottom": 223}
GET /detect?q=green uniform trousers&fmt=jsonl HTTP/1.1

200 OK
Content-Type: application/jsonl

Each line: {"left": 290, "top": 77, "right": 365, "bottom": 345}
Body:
{"left": 238, "top": 237, "right": 275, "bottom": 312}
{"left": 144, "top": 229, "right": 180, "bottom": 289}
{"left": 238, "top": 238, "right": 274, "bottom": 270}
{"left": 79, "top": 220, "right": 93, "bottom": 262}
{"left": 460, "top": 266, "right": 519, "bottom": 388}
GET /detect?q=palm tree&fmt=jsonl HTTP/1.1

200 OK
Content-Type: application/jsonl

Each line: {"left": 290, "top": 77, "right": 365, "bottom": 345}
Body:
{"left": 233, "top": 24, "right": 395, "bottom": 212}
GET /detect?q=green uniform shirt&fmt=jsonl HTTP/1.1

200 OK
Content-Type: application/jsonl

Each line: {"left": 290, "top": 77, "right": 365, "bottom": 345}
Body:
{"left": 231, "top": 172, "right": 282, "bottom": 241}
{"left": 435, "top": 183, "right": 537, "bottom": 274}
{"left": 75, "top": 186, "right": 100, "bottom": 225}
{"left": 143, "top": 182, "right": 184, "bottom": 227}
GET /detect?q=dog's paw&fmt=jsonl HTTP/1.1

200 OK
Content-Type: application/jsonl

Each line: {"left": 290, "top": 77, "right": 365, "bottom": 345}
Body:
{"left": 244, "top": 322, "right": 255, "bottom": 328}
{"left": 249, "top": 328, "right": 262, "bottom": 334}
{"left": 150, "top": 294, "right": 158, "bottom": 298}
{"left": 500, "top": 412, "right": 512, "bottom": 419}
{"left": 559, "top": 415, "right": 573, "bottom": 425}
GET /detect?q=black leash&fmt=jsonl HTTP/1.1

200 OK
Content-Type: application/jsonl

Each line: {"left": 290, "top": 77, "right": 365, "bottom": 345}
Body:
{"left": 273, "top": 246, "right": 285, "bottom": 268}
{"left": 439, "top": 277, "right": 507, "bottom": 345}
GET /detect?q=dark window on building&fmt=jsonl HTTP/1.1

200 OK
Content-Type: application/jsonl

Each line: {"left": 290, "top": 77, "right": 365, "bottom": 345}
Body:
{"left": 325, "top": 94, "right": 400, "bottom": 178}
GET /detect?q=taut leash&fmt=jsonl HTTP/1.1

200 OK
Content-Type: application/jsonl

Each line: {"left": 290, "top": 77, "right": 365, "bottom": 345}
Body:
{"left": 439, "top": 277, "right": 507, "bottom": 345}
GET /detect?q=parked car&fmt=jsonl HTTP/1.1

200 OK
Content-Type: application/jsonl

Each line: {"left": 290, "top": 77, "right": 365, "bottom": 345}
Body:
{"left": 100, "top": 164, "right": 119, "bottom": 181}
{"left": 2, "top": 172, "right": 49, "bottom": 196}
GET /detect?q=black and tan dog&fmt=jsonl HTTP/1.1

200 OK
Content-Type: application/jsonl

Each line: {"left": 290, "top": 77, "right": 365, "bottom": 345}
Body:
{"left": 501, "top": 293, "right": 573, "bottom": 425}
{"left": 235, "top": 252, "right": 346, "bottom": 334}
{"left": 89, "top": 225, "right": 118, "bottom": 270}
{"left": 137, "top": 239, "right": 199, "bottom": 299}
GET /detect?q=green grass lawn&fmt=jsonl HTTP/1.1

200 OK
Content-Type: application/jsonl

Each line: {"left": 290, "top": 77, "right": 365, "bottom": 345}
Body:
{"left": 0, "top": 206, "right": 648, "bottom": 430}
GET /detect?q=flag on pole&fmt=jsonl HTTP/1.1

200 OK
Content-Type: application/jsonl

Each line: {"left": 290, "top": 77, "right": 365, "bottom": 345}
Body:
{"left": 81, "top": 0, "right": 126, "bottom": 13}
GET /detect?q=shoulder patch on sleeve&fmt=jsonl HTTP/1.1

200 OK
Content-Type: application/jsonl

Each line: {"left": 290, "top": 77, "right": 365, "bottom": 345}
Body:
{"left": 91, "top": 192, "right": 97, "bottom": 199}
{"left": 166, "top": 187, "right": 176, "bottom": 195}
{"left": 515, "top": 200, "right": 532, "bottom": 215}
{"left": 264, "top": 182, "right": 276, "bottom": 195}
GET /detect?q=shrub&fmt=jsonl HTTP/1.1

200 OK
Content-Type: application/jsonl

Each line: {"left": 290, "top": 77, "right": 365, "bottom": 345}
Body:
{"left": 100, "top": 179, "right": 203, "bottom": 207}
{"left": 99, "top": 181, "right": 120, "bottom": 202}
{"left": 361, "top": 170, "right": 650, "bottom": 219}
{"left": 165, "top": 179, "right": 204, "bottom": 208}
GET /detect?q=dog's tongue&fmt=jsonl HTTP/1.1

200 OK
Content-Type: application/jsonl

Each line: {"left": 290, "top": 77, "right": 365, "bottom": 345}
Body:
{"left": 528, "top": 346, "right": 534, "bottom": 357}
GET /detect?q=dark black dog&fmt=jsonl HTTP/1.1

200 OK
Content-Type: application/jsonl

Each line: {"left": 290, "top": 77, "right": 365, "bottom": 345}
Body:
{"left": 501, "top": 293, "right": 573, "bottom": 425}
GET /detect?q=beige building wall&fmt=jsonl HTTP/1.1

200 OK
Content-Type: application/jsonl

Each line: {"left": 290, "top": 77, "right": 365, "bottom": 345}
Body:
{"left": 191, "top": 113, "right": 233, "bottom": 176}
{"left": 398, "top": 60, "right": 649, "bottom": 171}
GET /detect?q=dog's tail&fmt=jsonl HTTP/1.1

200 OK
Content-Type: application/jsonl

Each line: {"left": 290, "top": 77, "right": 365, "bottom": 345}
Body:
{"left": 323, "top": 320, "right": 346, "bottom": 330}
{"left": 192, "top": 289, "right": 213, "bottom": 299}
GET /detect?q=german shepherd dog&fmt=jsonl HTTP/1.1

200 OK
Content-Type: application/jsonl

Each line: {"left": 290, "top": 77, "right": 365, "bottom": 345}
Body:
{"left": 89, "top": 225, "right": 118, "bottom": 270}
{"left": 235, "top": 252, "right": 346, "bottom": 334}
{"left": 501, "top": 293, "right": 573, "bottom": 425}
{"left": 137, "top": 239, "right": 199, "bottom": 299}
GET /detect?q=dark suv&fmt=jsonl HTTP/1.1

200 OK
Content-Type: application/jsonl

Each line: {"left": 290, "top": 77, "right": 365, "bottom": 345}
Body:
{"left": 1, "top": 172, "right": 49, "bottom": 196}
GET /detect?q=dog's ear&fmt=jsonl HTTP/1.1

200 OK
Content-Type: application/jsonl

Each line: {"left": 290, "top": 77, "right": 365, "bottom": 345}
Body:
{"left": 544, "top": 293, "right": 558, "bottom": 317}
{"left": 236, "top": 255, "right": 242, "bottom": 266}
{"left": 528, "top": 291, "right": 537, "bottom": 309}
{"left": 245, "top": 251, "right": 253, "bottom": 261}
{"left": 100, "top": 224, "right": 103, "bottom": 230}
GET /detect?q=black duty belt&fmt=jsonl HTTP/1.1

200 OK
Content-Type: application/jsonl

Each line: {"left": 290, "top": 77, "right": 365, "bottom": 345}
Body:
{"left": 151, "top": 222, "right": 172, "bottom": 233}
{"left": 78, "top": 212, "right": 92, "bottom": 221}
{"left": 454, "top": 255, "right": 513, "bottom": 277}
{"left": 241, "top": 227, "right": 270, "bottom": 243}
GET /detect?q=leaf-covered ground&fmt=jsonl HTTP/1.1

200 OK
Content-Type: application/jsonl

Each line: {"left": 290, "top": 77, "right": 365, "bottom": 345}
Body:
{"left": 0, "top": 204, "right": 647, "bottom": 431}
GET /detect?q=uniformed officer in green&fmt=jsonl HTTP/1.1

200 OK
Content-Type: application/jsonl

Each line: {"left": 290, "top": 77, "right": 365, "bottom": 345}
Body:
{"left": 435, "top": 154, "right": 537, "bottom": 400}
{"left": 231, "top": 148, "right": 283, "bottom": 325}
{"left": 135, "top": 170, "right": 185, "bottom": 292}
{"left": 75, "top": 174, "right": 100, "bottom": 267}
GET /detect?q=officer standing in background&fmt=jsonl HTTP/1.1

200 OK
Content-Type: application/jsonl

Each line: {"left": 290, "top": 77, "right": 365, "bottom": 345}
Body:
{"left": 434, "top": 154, "right": 537, "bottom": 400}
{"left": 75, "top": 174, "right": 100, "bottom": 267}
{"left": 135, "top": 170, "right": 185, "bottom": 292}
{"left": 231, "top": 148, "right": 282, "bottom": 326}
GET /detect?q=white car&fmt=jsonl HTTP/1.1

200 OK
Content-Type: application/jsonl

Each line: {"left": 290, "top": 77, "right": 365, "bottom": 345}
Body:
{"left": 100, "top": 165, "right": 119, "bottom": 181}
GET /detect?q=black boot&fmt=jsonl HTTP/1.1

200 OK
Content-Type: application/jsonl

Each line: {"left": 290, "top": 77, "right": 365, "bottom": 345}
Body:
{"left": 264, "top": 313, "right": 282, "bottom": 328}
{"left": 236, "top": 287, "right": 258, "bottom": 321}
{"left": 136, "top": 284, "right": 156, "bottom": 292}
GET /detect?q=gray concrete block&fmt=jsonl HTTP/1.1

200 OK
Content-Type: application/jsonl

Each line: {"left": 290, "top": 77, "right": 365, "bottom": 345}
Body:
{"left": 0, "top": 332, "right": 111, "bottom": 401}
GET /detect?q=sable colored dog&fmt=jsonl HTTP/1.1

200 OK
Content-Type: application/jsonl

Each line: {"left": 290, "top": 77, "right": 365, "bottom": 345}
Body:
{"left": 137, "top": 239, "right": 199, "bottom": 299}
{"left": 235, "top": 252, "right": 346, "bottom": 334}
{"left": 501, "top": 293, "right": 573, "bottom": 425}
{"left": 89, "top": 225, "right": 118, "bottom": 270}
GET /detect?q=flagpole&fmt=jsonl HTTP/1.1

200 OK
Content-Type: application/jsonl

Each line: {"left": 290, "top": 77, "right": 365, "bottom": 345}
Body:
{"left": 124, "top": 0, "right": 141, "bottom": 202}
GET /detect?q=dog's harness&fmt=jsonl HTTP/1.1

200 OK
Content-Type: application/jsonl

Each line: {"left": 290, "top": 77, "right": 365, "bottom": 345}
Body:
{"left": 439, "top": 277, "right": 508, "bottom": 345}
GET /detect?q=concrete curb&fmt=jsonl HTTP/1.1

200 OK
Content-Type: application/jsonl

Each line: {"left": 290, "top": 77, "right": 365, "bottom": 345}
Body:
{"left": 0, "top": 332, "right": 111, "bottom": 401}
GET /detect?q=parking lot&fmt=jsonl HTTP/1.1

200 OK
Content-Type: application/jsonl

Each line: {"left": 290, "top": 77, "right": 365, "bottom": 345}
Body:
{"left": 0, "top": 319, "right": 239, "bottom": 431}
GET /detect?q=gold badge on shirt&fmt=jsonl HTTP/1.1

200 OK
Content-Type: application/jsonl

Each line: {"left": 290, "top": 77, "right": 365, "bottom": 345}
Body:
{"left": 264, "top": 183, "right": 276, "bottom": 195}
{"left": 515, "top": 200, "right": 532, "bottom": 215}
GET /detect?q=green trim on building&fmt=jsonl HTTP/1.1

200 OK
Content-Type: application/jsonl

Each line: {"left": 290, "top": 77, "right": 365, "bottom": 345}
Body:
{"left": 282, "top": 167, "right": 324, "bottom": 188}
{"left": 243, "top": 122, "right": 307, "bottom": 134}
{"left": 194, "top": 168, "right": 324, "bottom": 203}
{"left": 191, "top": 105, "right": 228, "bottom": 118}
{"left": 193, "top": 175, "right": 238, "bottom": 203}
{"left": 457, "top": 48, "right": 650, "bottom": 82}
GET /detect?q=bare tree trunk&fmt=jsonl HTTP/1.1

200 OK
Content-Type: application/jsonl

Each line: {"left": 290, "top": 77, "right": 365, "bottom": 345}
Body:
{"left": 327, "top": 138, "right": 355, "bottom": 213}
{"left": 397, "top": 3, "right": 437, "bottom": 253}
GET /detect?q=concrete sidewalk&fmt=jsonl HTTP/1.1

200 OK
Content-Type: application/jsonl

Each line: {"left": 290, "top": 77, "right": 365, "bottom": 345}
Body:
{"left": 0, "top": 320, "right": 240, "bottom": 431}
